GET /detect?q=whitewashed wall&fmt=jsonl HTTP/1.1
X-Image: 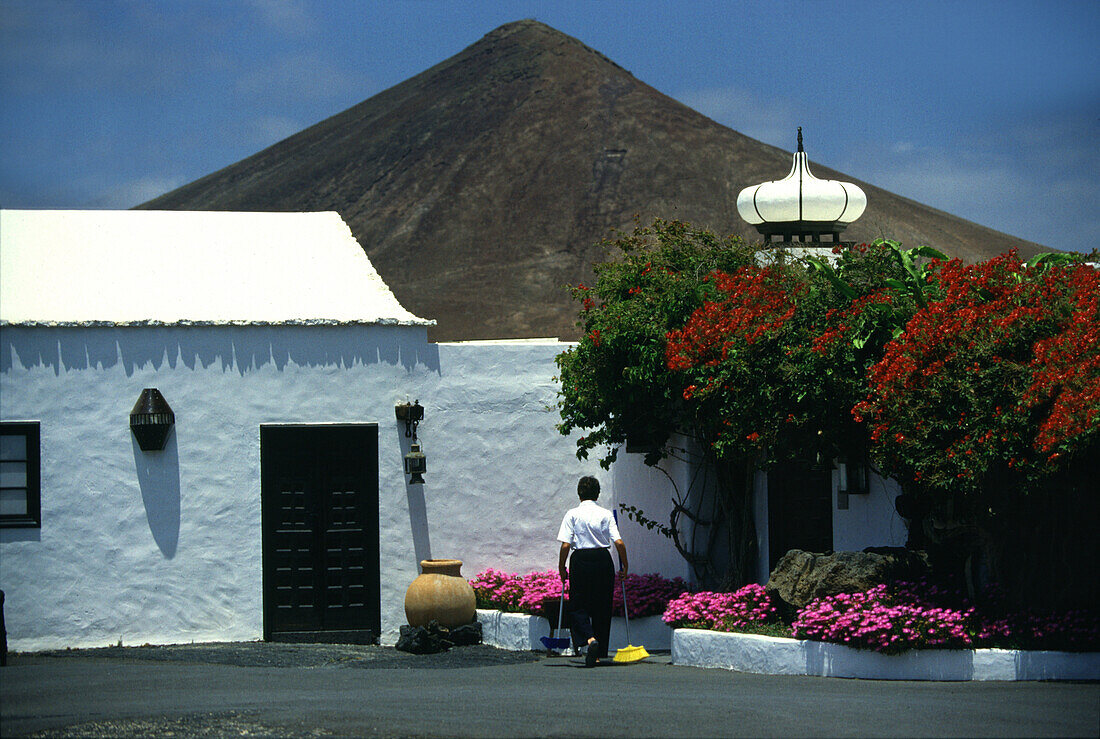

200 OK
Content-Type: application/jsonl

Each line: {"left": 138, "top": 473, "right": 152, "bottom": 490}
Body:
{"left": 0, "top": 327, "right": 635, "bottom": 649}
{"left": 832, "top": 472, "right": 909, "bottom": 553}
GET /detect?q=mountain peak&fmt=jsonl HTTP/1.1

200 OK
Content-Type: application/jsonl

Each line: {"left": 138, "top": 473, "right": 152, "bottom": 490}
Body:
{"left": 141, "top": 21, "right": 1043, "bottom": 341}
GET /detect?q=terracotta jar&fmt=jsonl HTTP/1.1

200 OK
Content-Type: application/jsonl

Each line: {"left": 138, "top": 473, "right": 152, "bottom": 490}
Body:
{"left": 404, "top": 559, "right": 477, "bottom": 628}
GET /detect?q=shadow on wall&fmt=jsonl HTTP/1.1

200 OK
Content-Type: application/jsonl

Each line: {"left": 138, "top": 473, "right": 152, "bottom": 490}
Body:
{"left": 1, "top": 325, "right": 441, "bottom": 377}
{"left": 398, "top": 425, "right": 432, "bottom": 566}
{"left": 133, "top": 430, "right": 181, "bottom": 558}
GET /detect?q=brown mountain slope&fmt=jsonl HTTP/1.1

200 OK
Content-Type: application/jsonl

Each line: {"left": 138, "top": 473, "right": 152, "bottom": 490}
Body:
{"left": 140, "top": 20, "right": 1044, "bottom": 341}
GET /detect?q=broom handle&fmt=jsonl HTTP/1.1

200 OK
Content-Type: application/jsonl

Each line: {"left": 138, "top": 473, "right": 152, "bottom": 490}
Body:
{"left": 612, "top": 509, "right": 631, "bottom": 643}
{"left": 621, "top": 576, "right": 631, "bottom": 644}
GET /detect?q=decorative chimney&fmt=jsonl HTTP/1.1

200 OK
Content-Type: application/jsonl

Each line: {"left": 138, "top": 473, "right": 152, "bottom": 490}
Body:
{"left": 737, "top": 128, "right": 866, "bottom": 245}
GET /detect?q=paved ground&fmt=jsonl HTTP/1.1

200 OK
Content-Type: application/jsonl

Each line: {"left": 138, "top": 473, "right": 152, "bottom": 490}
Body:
{"left": 2, "top": 642, "right": 1097, "bottom": 737}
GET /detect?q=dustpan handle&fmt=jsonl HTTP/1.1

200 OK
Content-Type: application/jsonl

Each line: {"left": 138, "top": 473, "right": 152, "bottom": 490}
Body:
{"left": 557, "top": 584, "right": 566, "bottom": 631}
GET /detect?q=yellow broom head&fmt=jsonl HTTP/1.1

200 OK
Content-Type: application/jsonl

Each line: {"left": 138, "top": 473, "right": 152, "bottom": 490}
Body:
{"left": 613, "top": 643, "right": 650, "bottom": 663}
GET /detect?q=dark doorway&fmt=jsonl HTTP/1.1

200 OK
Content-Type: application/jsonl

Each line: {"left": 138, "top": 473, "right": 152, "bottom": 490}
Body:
{"left": 767, "top": 464, "right": 833, "bottom": 571}
{"left": 261, "top": 424, "right": 379, "bottom": 643}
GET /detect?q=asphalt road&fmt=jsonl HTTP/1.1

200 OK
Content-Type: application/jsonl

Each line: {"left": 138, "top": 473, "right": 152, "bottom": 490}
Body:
{"left": 2, "top": 643, "right": 1097, "bottom": 737}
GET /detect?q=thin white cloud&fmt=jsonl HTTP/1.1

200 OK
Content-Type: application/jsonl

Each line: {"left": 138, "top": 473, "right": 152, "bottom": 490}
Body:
{"left": 838, "top": 116, "right": 1100, "bottom": 253}
{"left": 89, "top": 175, "right": 186, "bottom": 209}
{"left": 676, "top": 85, "right": 802, "bottom": 148}
{"left": 250, "top": 115, "right": 304, "bottom": 148}
{"left": 246, "top": 0, "right": 318, "bottom": 37}
{"left": 235, "top": 54, "right": 365, "bottom": 104}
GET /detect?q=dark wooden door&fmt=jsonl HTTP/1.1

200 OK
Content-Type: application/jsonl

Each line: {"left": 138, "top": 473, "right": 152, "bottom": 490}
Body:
{"left": 768, "top": 464, "right": 833, "bottom": 571}
{"left": 261, "top": 424, "right": 379, "bottom": 643}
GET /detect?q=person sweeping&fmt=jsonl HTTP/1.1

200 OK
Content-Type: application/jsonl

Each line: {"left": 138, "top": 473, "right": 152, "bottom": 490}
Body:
{"left": 557, "top": 476, "right": 628, "bottom": 668}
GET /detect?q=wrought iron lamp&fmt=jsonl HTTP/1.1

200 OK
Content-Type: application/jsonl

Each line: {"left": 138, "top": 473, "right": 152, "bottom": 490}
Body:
{"left": 397, "top": 400, "right": 427, "bottom": 484}
{"left": 130, "top": 388, "right": 175, "bottom": 451}
{"left": 404, "top": 443, "right": 427, "bottom": 485}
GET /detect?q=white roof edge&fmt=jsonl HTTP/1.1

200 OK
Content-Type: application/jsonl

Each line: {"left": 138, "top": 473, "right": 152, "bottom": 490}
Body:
{"left": 438, "top": 337, "right": 567, "bottom": 346}
{"left": 0, "top": 318, "right": 434, "bottom": 328}
{"left": 0, "top": 209, "right": 436, "bottom": 327}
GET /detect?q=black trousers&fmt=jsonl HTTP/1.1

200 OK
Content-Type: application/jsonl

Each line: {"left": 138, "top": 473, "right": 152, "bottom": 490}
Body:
{"left": 568, "top": 548, "right": 614, "bottom": 658}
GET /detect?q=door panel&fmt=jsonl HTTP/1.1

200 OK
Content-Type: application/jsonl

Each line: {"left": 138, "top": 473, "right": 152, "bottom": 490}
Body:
{"left": 767, "top": 464, "right": 833, "bottom": 571}
{"left": 261, "top": 424, "right": 379, "bottom": 643}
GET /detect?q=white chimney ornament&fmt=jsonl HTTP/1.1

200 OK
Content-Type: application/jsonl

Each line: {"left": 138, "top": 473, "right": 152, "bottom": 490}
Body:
{"left": 737, "top": 128, "right": 866, "bottom": 244}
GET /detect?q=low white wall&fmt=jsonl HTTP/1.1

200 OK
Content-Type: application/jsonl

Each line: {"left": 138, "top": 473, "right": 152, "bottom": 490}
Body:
{"left": 477, "top": 609, "right": 672, "bottom": 652}
{"left": 672, "top": 629, "right": 1100, "bottom": 681}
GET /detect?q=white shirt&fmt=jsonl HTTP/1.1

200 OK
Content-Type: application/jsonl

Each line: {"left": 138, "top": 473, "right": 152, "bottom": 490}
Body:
{"left": 557, "top": 500, "right": 621, "bottom": 549}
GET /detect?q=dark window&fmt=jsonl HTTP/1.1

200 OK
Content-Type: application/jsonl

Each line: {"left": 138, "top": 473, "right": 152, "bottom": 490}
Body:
{"left": 0, "top": 422, "right": 41, "bottom": 528}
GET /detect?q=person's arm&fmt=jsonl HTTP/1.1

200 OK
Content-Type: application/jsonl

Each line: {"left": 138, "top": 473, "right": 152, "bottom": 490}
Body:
{"left": 558, "top": 542, "right": 571, "bottom": 581}
{"left": 613, "top": 538, "right": 628, "bottom": 577}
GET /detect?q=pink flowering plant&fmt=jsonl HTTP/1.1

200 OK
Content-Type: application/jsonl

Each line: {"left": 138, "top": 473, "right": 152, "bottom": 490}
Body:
{"left": 662, "top": 584, "right": 780, "bottom": 632}
{"left": 790, "top": 583, "right": 974, "bottom": 654}
{"left": 470, "top": 568, "right": 688, "bottom": 618}
{"left": 613, "top": 573, "right": 690, "bottom": 618}
{"left": 469, "top": 568, "right": 566, "bottom": 613}
{"left": 667, "top": 579, "right": 1098, "bottom": 654}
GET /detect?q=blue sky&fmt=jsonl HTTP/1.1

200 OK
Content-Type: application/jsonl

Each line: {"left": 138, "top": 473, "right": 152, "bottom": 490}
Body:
{"left": 1, "top": 0, "right": 1097, "bottom": 253}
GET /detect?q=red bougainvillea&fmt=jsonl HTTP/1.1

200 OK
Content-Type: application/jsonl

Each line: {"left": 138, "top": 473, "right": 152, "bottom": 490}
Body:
{"left": 667, "top": 267, "right": 804, "bottom": 371}
{"left": 664, "top": 265, "right": 812, "bottom": 460}
{"left": 855, "top": 252, "right": 1100, "bottom": 495}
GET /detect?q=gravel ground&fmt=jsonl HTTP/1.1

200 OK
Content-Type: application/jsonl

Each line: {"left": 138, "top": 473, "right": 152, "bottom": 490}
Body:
{"left": 10, "top": 641, "right": 543, "bottom": 670}
{"left": 29, "top": 710, "right": 335, "bottom": 738}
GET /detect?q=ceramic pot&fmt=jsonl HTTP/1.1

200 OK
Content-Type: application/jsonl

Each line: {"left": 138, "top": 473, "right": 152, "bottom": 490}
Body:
{"left": 404, "top": 558, "right": 477, "bottom": 628}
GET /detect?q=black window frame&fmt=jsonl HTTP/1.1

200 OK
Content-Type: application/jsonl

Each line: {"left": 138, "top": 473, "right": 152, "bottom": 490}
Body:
{"left": 0, "top": 421, "right": 41, "bottom": 528}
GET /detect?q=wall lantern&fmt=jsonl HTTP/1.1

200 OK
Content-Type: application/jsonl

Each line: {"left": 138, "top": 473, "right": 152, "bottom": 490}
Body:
{"left": 837, "top": 455, "right": 870, "bottom": 495}
{"left": 404, "top": 443, "right": 427, "bottom": 485}
{"left": 395, "top": 400, "right": 424, "bottom": 439}
{"left": 130, "top": 388, "right": 175, "bottom": 451}
{"left": 397, "top": 400, "right": 427, "bottom": 484}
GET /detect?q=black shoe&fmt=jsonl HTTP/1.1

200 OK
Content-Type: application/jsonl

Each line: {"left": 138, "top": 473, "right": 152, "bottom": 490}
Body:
{"left": 585, "top": 642, "right": 599, "bottom": 668}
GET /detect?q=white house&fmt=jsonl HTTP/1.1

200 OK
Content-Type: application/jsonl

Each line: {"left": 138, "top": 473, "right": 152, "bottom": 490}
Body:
{"left": 0, "top": 209, "right": 905, "bottom": 652}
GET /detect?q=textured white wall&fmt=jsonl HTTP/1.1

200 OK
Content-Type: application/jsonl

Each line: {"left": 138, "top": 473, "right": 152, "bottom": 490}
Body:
{"left": 832, "top": 472, "right": 909, "bottom": 553}
{"left": 0, "top": 327, "right": 621, "bottom": 649}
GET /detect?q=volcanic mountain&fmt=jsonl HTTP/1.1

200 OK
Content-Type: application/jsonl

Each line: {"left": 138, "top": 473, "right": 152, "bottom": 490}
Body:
{"left": 140, "top": 20, "right": 1044, "bottom": 341}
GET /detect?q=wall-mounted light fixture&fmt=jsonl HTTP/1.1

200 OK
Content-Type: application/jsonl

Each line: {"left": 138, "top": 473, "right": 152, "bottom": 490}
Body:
{"left": 130, "top": 388, "right": 175, "bottom": 451}
{"left": 404, "top": 443, "right": 427, "bottom": 485}
{"left": 397, "top": 400, "right": 427, "bottom": 484}
{"left": 395, "top": 400, "right": 424, "bottom": 439}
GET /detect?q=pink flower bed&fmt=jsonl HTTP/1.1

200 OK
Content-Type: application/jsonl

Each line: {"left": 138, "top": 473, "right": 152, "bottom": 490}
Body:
{"left": 662, "top": 584, "right": 778, "bottom": 631}
{"left": 470, "top": 568, "right": 689, "bottom": 618}
{"left": 665, "top": 579, "right": 1099, "bottom": 654}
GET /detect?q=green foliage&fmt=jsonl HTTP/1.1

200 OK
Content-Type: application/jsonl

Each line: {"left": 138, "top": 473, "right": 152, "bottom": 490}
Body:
{"left": 555, "top": 218, "right": 754, "bottom": 468}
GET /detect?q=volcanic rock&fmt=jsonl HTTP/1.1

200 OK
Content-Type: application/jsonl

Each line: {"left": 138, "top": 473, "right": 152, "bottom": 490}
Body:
{"left": 766, "top": 548, "right": 931, "bottom": 609}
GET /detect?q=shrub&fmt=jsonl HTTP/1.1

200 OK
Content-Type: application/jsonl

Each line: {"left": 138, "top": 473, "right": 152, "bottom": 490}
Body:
{"left": 662, "top": 584, "right": 779, "bottom": 631}
{"left": 790, "top": 583, "right": 973, "bottom": 654}
{"left": 469, "top": 568, "right": 565, "bottom": 613}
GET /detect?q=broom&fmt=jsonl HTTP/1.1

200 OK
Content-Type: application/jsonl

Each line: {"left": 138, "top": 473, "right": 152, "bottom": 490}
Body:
{"left": 612, "top": 511, "right": 649, "bottom": 663}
